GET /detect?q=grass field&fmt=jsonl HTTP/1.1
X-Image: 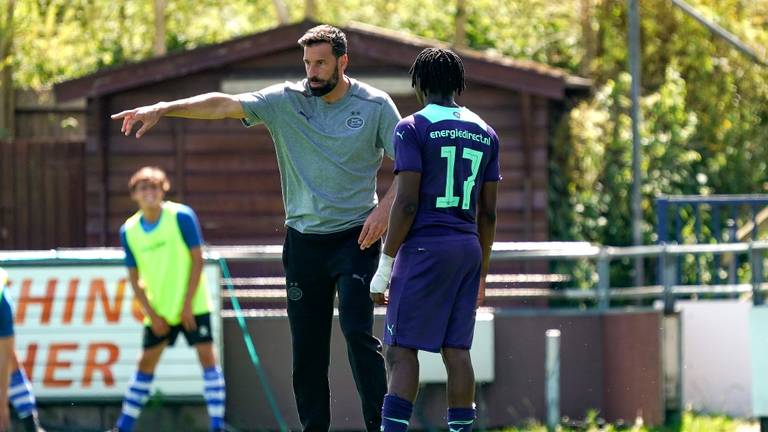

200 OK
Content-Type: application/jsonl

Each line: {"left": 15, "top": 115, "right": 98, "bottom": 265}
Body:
{"left": 496, "top": 411, "right": 757, "bottom": 432}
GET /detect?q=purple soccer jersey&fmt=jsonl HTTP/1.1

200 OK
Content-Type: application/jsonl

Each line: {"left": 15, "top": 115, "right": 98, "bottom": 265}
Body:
{"left": 384, "top": 104, "right": 500, "bottom": 352}
{"left": 393, "top": 104, "right": 501, "bottom": 239}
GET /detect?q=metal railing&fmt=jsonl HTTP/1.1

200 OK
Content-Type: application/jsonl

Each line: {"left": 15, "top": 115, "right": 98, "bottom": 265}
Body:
{"left": 2, "top": 241, "right": 767, "bottom": 313}
{"left": 210, "top": 241, "right": 768, "bottom": 313}
{"left": 656, "top": 194, "right": 768, "bottom": 286}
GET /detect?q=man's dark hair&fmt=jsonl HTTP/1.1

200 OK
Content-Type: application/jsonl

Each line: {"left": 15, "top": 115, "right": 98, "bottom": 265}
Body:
{"left": 409, "top": 48, "right": 466, "bottom": 97}
{"left": 298, "top": 25, "right": 348, "bottom": 58}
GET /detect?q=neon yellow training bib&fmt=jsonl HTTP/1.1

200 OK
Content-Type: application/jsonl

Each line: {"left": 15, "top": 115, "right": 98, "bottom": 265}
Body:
{"left": 124, "top": 202, "right": 211, "bottom": 325}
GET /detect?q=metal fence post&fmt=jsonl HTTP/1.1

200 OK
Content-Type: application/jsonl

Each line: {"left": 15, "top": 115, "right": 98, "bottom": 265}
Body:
{"left": 656, "top": 198, "right": 669, "bottom": 287}
{"left": 728, "top": 219, "right": 738, "bottom": 286}
{"left": 751, "top": 242, "right": 765, "bottom": 306}
{"left": 661, "top": 245, "right": 677, "bottom": 315}
{"left": 597, "top": 249, "right": 610, "bottom": 311}
{"left": 545, "top": 329, "right": 561, "bottom": 432}
{"left": 656, "top": 197, "right": 669, "bottom": 245}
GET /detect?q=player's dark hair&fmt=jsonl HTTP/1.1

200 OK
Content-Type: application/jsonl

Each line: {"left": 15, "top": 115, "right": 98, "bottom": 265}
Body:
{"left": 409, "top": 48, "right": 466, "bottom": 97}
{"left": 298, "top": 25, "right": 347, "bottom": 58}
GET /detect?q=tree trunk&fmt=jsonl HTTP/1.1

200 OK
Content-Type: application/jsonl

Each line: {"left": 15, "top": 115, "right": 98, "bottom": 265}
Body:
{"left": 272, "top": 0, "right": 289, "bottom": 25}
{"left": 0, "top": 0, "right": 16, "bottom": 139}
{"left": 305, "top": 0, "right": 315, "bottom": 21}
{"left": 580, "top": 0, "right": 596, "bottom": 76}
{"left": 153, "top": 0, "right": 167, "bottom": 56}
{"left": 454, "top": 0, "right": 467, "bottom": 48}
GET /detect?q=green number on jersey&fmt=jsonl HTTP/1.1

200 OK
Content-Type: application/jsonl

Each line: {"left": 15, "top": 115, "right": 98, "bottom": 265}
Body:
{"left": 436, "top": 146, "right": 460, "bottom": 208}
{"left": 435, "top": 146, "right": 484, "bottom": 209}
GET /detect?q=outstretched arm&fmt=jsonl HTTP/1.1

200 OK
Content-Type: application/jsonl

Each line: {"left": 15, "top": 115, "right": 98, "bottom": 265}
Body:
{"left": 111, "top": 92, "right": 245, "bottom": 138}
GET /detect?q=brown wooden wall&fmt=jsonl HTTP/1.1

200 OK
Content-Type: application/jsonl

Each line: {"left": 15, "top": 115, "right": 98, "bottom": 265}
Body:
{"left": 89, "top": 45, "right": 551, "bottom": 247}
{"left": 14, "top": 89, "right": 86, "bottom": 140}
{"left": 0, "top": 140, "right": 85, "bottom": 249}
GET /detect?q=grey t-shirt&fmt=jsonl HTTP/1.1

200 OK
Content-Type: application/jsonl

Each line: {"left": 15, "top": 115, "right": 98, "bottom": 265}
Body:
{"left": 237, "top": 77, "right": 401, "bottom": 234}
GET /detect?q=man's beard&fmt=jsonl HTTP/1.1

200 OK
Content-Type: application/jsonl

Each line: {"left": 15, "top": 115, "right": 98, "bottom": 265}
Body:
{"left": 308, "top": 66, "right": 340, "bottom": 97}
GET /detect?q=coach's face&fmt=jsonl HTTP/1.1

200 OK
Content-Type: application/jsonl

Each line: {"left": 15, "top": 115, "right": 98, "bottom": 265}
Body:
{"left": 303, "top": 43, "right": 348, "bottom": 97}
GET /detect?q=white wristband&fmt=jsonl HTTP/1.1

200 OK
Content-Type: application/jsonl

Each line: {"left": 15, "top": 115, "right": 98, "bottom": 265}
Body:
{"left": 370, "top": 254, "right": 395, "bottom": 294}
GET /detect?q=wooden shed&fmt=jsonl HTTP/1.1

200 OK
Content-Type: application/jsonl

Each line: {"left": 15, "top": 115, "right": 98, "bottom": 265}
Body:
{"left": 54, "top": 20, "right": 588, "bottom": 247}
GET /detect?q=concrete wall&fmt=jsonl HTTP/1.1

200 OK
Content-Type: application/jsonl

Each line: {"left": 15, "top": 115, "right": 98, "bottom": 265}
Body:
{"left": 224, "top": 309, "right": 664, "bottom": 430}
{"left": 26, "top": 308, "right": 664, "bottom": 431}
{"left": 679, "top": 300, "right": 753, "bottom": 417}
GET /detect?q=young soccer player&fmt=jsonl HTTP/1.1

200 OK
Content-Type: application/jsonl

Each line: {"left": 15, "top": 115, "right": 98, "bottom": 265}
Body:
{"left": 0, "top": 268, "right": 46, "bottom": 432}
{"left": 370, "top": 48, "right": 500, "bottom": 432}
{"left": 112, "top": 167, "right": 225, "bottom": 432}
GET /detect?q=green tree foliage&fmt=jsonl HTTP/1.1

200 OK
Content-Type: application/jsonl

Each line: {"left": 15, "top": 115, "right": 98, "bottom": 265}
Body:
{"left": 548, "top": 0, "right": 768, "bottom": 285}
{"left": 577, "top": 0, "right": 768, "bottom": 228}
{"left": 6, "top": 0, "right": 584, "bottom": 88}
{"left": 5, "top": 1, "right": 768, "bottom": 270}
{"left": 9, "top": 0, "right": 288, "bottom": 88}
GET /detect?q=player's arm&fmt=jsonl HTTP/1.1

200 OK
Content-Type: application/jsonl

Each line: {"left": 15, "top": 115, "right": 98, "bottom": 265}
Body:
{"left": 0, "top": 335, "right": 11, "bottom": 431}
{"left": 476, "top": 181, "right": 499, "bottom": 307}
{"left": 127, "top": 268, "right": 169, "bottom": 336}
{"left": 121, "top": 228, "right": 168, "bottom": 335}
{"left": 178, "top": 206, "right": 205, "bottom": 331}
{"left": 358, "top": 177, "right": 397, "bottom": 250}
{"left": 0, "top": 273, "right": 11, "bottom": 431}
{"left": 111, "top": 92, "right": 245, "bottom": 138}
{"left": 359, "top": 96, "right": 402, "bottom": 250}
{"left": 370, "top": 171, "right": 421, "bottom": 305}
{"left": 181, "top": 247, "right": 204, "bottom": 331}
{"left": 127, "top": 269, "right": 154, "bottom": 319}
{"left": 382, "top": 172, "right": 420, "bottom": 257}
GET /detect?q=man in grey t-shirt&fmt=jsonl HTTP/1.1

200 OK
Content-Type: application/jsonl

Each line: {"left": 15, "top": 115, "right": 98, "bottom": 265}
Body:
{"left": 112, "top": 25, "right": 399, "bottom": 432}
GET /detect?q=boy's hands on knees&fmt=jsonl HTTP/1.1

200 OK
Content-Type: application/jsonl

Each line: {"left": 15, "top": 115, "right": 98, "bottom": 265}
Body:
{"left": 181, "top": 302, "right": 197, "bottom": 332}
{"left": 150, "top": 314, "right": 170, "bottom": 337}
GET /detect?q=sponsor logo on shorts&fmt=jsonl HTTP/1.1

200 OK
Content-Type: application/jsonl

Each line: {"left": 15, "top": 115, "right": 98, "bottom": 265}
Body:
{"left": 387, "top": 323, "right": 395, "bottom": 336}
{"left": 198, "top": 325, "right": 209, "bottom": 337}
{"left": 287, "top": 282, "right": 303, "bottom": 301}
{"left": 352, "top": 274, "right": 367, "bottom": 286}
{"left": 396, "top": 130, "right": 405, "bottom": 140}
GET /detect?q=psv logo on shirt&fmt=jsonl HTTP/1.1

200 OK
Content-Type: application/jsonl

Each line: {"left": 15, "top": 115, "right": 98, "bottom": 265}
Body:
{"left": 346, "top": 111, "right": 365, "bottom": 129}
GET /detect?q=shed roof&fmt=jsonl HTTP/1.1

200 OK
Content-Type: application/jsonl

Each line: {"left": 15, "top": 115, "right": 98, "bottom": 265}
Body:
{"left": 55, "top": 20, "right": 589, "bottom": 102}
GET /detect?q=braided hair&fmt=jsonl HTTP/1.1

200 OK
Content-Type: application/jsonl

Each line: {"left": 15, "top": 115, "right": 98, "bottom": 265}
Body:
{"left": 409, "top": 48, "right": 466, "bottom": 97}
